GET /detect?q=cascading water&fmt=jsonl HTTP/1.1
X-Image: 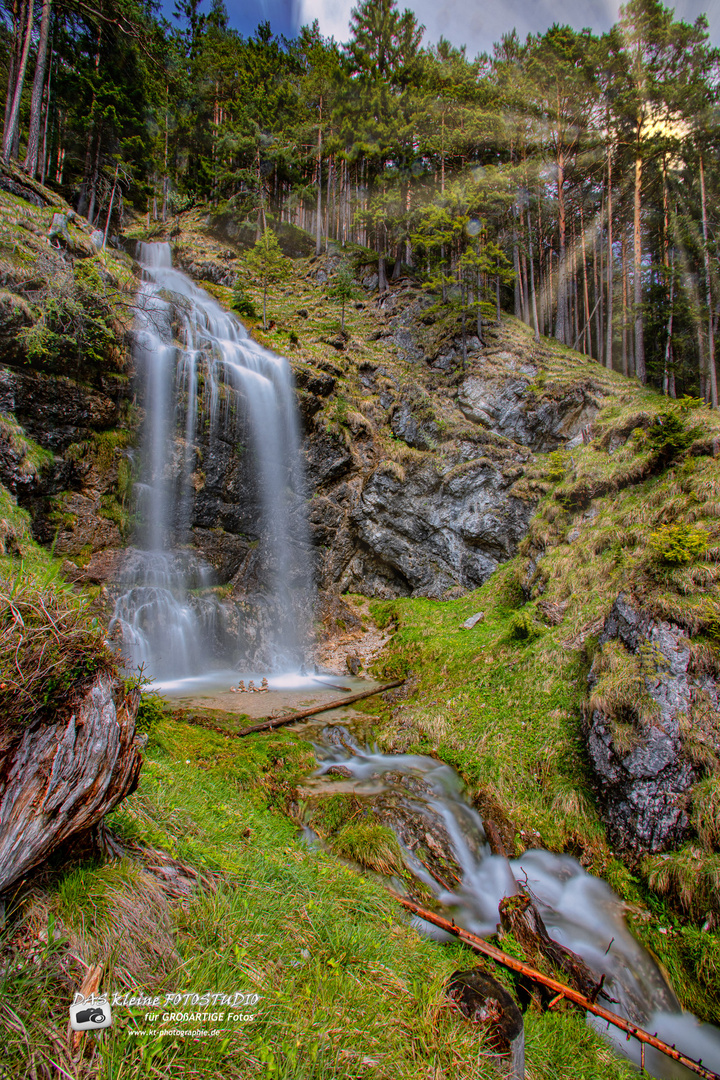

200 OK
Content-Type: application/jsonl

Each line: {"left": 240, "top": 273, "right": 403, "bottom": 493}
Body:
{"left": 304, "top": 716, "right": 720, "bottom": 1080}
{"left": 111, "top": 242, "right": 313, "bottom": 686}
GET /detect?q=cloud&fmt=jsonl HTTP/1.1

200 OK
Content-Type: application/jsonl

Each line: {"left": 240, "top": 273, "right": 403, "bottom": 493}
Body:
{"left": 296, "top": 0, "right": 720, "bottom": 53}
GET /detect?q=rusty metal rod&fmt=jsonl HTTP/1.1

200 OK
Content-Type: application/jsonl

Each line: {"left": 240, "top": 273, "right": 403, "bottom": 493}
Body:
{"left": 391, "top": 892, "right": 720, "bottom": 1080}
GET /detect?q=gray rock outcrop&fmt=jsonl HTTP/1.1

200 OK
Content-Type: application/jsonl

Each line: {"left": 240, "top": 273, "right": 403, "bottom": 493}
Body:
{"left": 585, "top": 594, "right": 719, "bottom": 853}
{"left": 458, "top": 361, "right": 600, "bottom": 451}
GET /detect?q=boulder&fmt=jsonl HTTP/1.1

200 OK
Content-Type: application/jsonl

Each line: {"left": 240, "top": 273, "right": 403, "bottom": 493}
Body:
{"left": 0, "top": 672, "right": 142, "bottom": 893}
{"left": 585, "top": 594, "right": 719, "bottom": 852}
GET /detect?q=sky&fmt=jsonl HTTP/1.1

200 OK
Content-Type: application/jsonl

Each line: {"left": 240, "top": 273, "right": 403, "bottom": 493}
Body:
{"left": 191, "top": 0, "right": 720, "bottom": 49}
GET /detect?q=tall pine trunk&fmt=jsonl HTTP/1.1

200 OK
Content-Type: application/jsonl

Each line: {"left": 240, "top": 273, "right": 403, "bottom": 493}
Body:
{"left": 528, "top": 209, "right": 539, "bottom": 342}
{"left": 3, "top": 0, "right": 34, "bottom": 161}
{"left": 579, "top": 201, "right": 591, "bottom": 356}
{"left": 24, "top": 0, "right": 51, "bottom": 177}
{"left": 699, "top": 152, "right": 718, "bottom": 408}
{"left": 4, "top": 0, "right": 20, "bottom": 140}
{"left": 39, "top": 40, "right": 52, "bottom": 183}
{"left": 554, "top": 152, "right": 568, "bottom": 344}
{"left": 605, "top": 150, "right": 614, "bottom": 370}
{"left": 315, "top": 101, "right": 322, "bottom": 257}
{"left": 621, "top": 228, "right": 629, "bottom": 377}
{"left": 633, "top": 148, "right": 646, "bottom": 383}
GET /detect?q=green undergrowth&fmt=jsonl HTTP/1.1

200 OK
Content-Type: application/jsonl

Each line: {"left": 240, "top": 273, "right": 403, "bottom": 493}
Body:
{"left": 1, "top": 711, "right": 637, "bottom": 1079}
{"left": 0, "top": 185, "right": 136, "bottom": 381}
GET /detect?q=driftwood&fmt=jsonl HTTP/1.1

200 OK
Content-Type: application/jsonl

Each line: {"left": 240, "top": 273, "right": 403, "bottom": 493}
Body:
{"left": 499, "top": 892, "right": 603, "bottom": 1003}
{"left": 0, "top": 673, "right": 142, "bottom": 893}
{"left": 447, "top": 967, "right": 524, "bottom": 1079}
{"left": 392, "top": 893, "right": 720, "bottom": 1080}
{"left": 234, "top": 679, "right": 405, "bottom": 736}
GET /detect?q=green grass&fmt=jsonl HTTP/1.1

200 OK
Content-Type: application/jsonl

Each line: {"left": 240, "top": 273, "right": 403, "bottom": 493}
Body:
{"left": 0, "top": 713, "right": 639, "bottom": 1080}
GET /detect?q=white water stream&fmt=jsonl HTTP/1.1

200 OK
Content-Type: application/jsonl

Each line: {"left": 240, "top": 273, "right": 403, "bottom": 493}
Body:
{"left": 307, "top": 720, "right": 720, "bottom": 1080}
{"left": 110, "top": 242, "right": 312, "bottom": 685}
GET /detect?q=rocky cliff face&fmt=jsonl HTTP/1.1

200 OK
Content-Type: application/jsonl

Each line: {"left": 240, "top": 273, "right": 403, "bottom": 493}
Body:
{"left": 301, "top": 342, "right": 602, "bottom": 600}
{"left": 586, "top": 594, "right": 720, "bottom": 853}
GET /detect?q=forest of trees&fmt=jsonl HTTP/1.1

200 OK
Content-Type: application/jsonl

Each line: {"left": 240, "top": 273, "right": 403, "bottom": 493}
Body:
{"left": 2, "top": 0, "right": 720, "bottom": 401}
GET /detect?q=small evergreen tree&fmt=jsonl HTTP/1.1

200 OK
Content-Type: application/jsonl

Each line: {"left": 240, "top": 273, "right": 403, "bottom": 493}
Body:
{"left": 327, "top": 261, "right": 355, "bottom": 332}
{"left": 245, "top": 228, "right": 292, "bottom": 330}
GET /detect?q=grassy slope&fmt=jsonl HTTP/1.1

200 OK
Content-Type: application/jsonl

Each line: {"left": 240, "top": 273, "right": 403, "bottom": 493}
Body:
{"left": 360, "top": 365, "right": 720, "bottom": 1023}
{"left": 2, "top": 712, "right": 636, "bottom": 1080}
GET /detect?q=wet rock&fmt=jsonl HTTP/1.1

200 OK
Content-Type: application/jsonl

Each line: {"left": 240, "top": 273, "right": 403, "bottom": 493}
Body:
{"left": 294, "top": 365, "right": 335, "bottom": 396}
{"left": 0, "top": 367, "right": 120, "bottom": 452}
{"left": 0, "top": 170, "right": 46, "bottom": 207}
{"left": 446, "top": 969, "right": 524, "bottom": 1079}
{"left": 585, "top": 594, "right": 720, "bottom": 852}
{"left": 304, "top": 430, "right": 354, "bottom": 487}
{"left": 63, "top": 548, "right": 126, "bottom": 584}
{"left": 0, "top": 672, "right": 142, "bottom": 892}
{"left": 174, "top": 253, "right": 235, "bottom": 287}
{"left": 389, "top": 401, "right": 438, "bottom": 450}
{"left": 346, "top": 654, "right": 362, "bottom": 675}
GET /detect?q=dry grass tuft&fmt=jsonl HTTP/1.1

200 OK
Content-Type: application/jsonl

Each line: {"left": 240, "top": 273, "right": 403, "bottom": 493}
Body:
{"left": 645, "top": 845, "right": 720, "bottom": 926}
{"left": 0, "top": 567, "right": 117, "bottom": 727}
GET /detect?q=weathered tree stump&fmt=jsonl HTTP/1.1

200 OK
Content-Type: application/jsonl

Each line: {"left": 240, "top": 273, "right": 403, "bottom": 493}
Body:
{"left": 0, "top": 672, "right": 142, "bottom": 893}
{"left": 499, "top": 892, "right": 603, "bottom": 1002}
{"left": 446, "top": 967, "right": 524, "bottom": 1079}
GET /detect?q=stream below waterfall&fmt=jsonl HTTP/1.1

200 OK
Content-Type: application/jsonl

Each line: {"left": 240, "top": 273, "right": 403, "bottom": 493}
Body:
{"left": 296, "top": 706, "right": 720, "bottom": 1080}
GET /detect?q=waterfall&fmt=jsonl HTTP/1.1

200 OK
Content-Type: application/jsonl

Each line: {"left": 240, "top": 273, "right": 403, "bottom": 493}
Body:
{"left": 110, "top": 242, "right": 313, "bottom": 686}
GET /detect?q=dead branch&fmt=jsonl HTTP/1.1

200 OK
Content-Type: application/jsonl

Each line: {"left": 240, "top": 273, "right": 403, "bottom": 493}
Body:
{"left": 390, "top": 892, "right": 720, "bottom": 1080}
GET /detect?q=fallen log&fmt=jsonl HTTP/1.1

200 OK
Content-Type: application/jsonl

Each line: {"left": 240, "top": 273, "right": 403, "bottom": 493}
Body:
{"left": 391, "top": 892, "right": 720, "bottom": 1080}
{"left": 234, "top": 679, "right": 405, "bottom": 736}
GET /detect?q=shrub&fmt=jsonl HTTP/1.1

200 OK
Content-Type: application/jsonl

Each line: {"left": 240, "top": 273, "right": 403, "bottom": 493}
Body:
{"left": 508, "top": 611, "right": 542, "bottom": 643}
{"left": 546, "top": 450, "right": 565, "bottom": 483}
{"left": 231, "top": 284, "right": 258, "bottom": 319}
{"left": 648, "top": 524, "right": 708, "bottom": 566}
{"left": 646, "top": 409, "right": 696, "bottom": 463}
{"left": 135, "top": 693, "right": 168, "bottom": 734}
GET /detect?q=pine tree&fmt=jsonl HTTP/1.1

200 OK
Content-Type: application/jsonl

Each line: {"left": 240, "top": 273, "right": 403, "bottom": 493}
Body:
{"left": 245, "top": 228, "right": 291, "bottom": 330}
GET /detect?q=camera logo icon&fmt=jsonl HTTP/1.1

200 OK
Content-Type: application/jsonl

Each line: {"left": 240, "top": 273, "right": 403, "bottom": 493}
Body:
{"left": 69, "top": 995, "right": 112, "bottom": 1031}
